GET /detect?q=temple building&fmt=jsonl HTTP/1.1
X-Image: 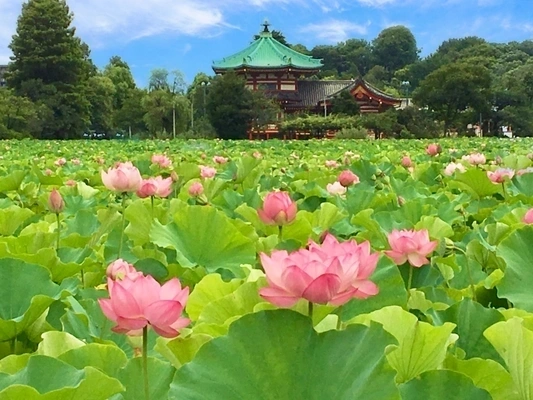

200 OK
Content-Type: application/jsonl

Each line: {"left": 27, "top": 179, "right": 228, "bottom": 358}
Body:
{"left": 212, "top": 22, "right": 406, "bottom": 115}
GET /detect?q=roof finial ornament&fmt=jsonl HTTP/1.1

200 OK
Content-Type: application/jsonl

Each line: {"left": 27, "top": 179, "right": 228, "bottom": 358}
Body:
{"left": 262, "top": 19, "right": 270, "bottom": 33}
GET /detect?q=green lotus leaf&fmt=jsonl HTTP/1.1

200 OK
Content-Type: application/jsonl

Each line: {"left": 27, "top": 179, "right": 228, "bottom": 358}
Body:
{"left": 150, "top": 205, "right": 256, "bottom": 276}
{"left": 170, "top": 310, "right": 399, "bottom": 399}
{"left": 186, "top": 273, "right": 242, "bottom": 321}
{"left": 398, "top": 370, "right": 491, "bottom": 399}
{"left": 484, "top": 317, "right": 533, "bottom": 400}
{"left": 444, "top": 356, "right": 518, "bottom": 400}
{"left": 0, "top": 355, "right": 123, "bottom": 399}
{"left": 341, "top": 257, "right": 408, "bottom": 320}
{"left": 434, "top": 298, "right": 504, "bottom": 362}
{"left": 415, "top": 216, "right": 454, "bottom": 239}
{"left": 197, "top": 278, "right": 266, "bottom": 325}
{"left": 0, "top": 205, "right": 34, "bottom": 236}
{"left": 513, "top": 173, "right": 533, "bottom": 197}
{"left": 59, "top": 343, "right": 128, "bottom": 379}
{"left": 116, "top": 357, "right": 175, "bottom": 400}
{"left": 0, "top": 170, "right": 26, "bottom": 192}
{"left": 155, "top": 333, "right": 212, "bottom": 369}
{"left": 0, "top": 258, "right": 64, "bottom": 341}
{"left": 36, "top": 331, "right": 85, "bottom": 357}
{"left": 497, "top": 227, "right": 533, "bottom": 310}
{"left": 349, "top": 306, "right": 457, "bottom": 383}
{"left": 452, "top": 168, "right": 501, "bottom": 199}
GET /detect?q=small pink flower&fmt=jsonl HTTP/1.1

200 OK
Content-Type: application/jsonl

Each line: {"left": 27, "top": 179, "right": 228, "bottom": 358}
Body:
{"left": 253, "top": 151, "right": 262, "bottom": 159}
{"left": 443, "top": 162, "right": 466, "bottom": 176}
{"left": 327, "top": 181, "right": 347, "bottom": 196}
{"left": 101, "top": 162, "right": 142, "bottom": 193}
{"left": 71, "top": 158, "right": 81, "bottom": 165}
{"left": 66, "top": 179, "right": 76, "bottom": 187}
{"left": 401, "top": 156, "right": 413, "bottom": 168}
{"left": 137, "top": 176, "right": 173, "bottom": 198}
{"left": 106, "top": 259, "right": 143, "bottom": 281}
{"left": 44, "top": 169, "right": 53, "bottom": 176}
{"left": 338, "top": 170, "right": 360, "bottom": 187}
{"left": 385, "top": 229, "right": 438, "bottom": 267}
{"left": 54, "top": 157, "right": 67, "bottom": 166}
{"left": 487, "top": 168, "right": 514, "bottom": 184}
{"left": 463, "top": 153, "right": 486, "bottom": 166}
{"left": 199, "top": 165, "right": 216, "bottom": 179}
{"left": 188, "top": 182, "right": 204, "bottom": 197}
{"left": 213, "top": 155, "right": 228, "bottom": 164}
{"left": 426, "top": 144, "right": 441, "bottom": 157}
{"left": 517, "top": 167, "right": 533, "bottom": 176}
{"left": 523, "top": 209, "right": 533, "bottom": 224}
{"left": 259, "top": 233, "right": 379, "bottom": 307}
{"left": 325, "top": 160, "right": 339, "bottom": 168}
{"left": 48, "top": 189, "right": 65, "bottom": 213}
{"left": 98, "top": 275, "right": 190, "bottom": 338}
{"left": 151, "top": 154, "right": 172, "bottom": 168}
{"left": 258, "top": 191, "right": 297, "bottom": 226}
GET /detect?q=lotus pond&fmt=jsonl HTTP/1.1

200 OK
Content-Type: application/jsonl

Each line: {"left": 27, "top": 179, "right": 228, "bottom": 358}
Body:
{"left": 1, "top": 137, "right": 533, "bottom": 399}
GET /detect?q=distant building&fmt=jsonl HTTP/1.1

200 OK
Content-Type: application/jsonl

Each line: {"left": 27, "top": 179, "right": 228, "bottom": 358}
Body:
{"left": 0, "top": 65, "right": 7, "bottom": 88}
{"left": 212, "top": 22, "right": 405, "bottom": 115}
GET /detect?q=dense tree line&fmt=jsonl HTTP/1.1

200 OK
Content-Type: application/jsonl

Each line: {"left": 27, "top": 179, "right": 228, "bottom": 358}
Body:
{"left": 1, "top": 0, "right": 533, "bottom": 139}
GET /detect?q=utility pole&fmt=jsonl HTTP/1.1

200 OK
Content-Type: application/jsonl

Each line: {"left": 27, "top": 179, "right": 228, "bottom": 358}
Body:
{"left": 173, "top": 102, "right": 176, "bottom": 139}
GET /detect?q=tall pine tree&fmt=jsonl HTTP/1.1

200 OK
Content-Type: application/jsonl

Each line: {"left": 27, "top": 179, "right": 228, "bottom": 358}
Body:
{"left": 7, "top": 0, "right": 92, "bottom": 139}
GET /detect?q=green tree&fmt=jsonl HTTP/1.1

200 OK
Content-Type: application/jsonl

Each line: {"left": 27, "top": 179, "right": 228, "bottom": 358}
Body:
{"left": 331, "top": 90, "right": 360, "bottom": 116}
{"left": 253, "top": 30, "right": 290, "bottom": 46}
{"left": 206, "top": 71, "right": 253, "bottom": 139}
{"left": 114, "top": 88, "right": 148, "bottom": 136}
{"left": 142, "top": 89, "right": 190, "bottom": 137}
{"left": 7, "top": 0, "right": 92, "bottom": 139}
{"left": 372, "top": 26, "right": 418, "bottom": 74}
{"left": 103, "top": 56, "right": 136, "bottom": 110}
{"left": 0, "top": 89, "right": 42, "bottom": 138}
{"left": 413, "top": 61, "right": 492, "bottom": 134}
{"left": 148, "top": 68, "right": 186, "bottom": 94}
{"left": 249, "top": 90, "right": 281, "bottom": 128}
{"left": 86, "top": 75, "right": 115, "bottom": 135}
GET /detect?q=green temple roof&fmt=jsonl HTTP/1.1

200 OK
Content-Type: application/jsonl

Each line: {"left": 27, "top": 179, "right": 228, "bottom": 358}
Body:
{"left": 213, "top": 23, "right": 323, "bottom": 72}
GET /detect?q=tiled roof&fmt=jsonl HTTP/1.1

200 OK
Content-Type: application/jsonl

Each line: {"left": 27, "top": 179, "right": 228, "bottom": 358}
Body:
{"left": 213, "top": 30, "right": 322, "bottom": 71}
{"left": 292, "top": 80, "right": 352, "bottom": 108}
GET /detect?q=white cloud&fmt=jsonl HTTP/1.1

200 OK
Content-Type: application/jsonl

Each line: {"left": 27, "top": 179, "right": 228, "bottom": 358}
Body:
{"left": 300, "top": 19, "right": 370, "bottom": 43}
{"left": 355, "top": 0, "right": 399, "bottom": 7}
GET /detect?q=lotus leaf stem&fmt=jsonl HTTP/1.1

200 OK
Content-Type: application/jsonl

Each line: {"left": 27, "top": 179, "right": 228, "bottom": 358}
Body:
{"left": 143, "top": 326, "right": 150, "bottom": 400}
{"left": 118, "top": 194, "right": 127, "bottom": 258}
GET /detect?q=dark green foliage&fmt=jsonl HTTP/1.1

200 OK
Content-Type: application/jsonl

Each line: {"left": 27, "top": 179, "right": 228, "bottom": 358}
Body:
{"left": 7, "top": 0, "right": 92, "bottom": 139}
{"left": 372, "top": 26, "right": 419, "bottom": 74}
{"left": 206, "top": 72, "right": 254, "bottom": 140}
{"left": 331, "top": 90, "right": 360, "bottom": 116}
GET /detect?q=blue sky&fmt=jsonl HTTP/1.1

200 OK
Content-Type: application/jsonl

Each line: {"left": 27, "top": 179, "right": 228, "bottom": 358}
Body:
{"left": 0, "top": 0, "right": 532, "bottom": 87}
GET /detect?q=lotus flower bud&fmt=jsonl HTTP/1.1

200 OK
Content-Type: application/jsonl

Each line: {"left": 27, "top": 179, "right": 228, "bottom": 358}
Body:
{"left": 48, "top": 189, "right": 65, "bottom": 213}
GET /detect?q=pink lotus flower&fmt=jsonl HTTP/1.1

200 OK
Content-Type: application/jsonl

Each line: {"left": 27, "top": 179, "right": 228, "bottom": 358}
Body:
{"left": 401, "top": 156, "right": 413, "bottom": 168}
{"left": 327, "top": 181, "right": 347, "bottom": 196}
{"left": 188, "top": 182, "right": 204, "bottom": 197}
{"left": 259, "top": 233, "right": 379, "bottom": 307}
{"left": 137, "top": 176, "right": 173, "bottom": 198}
{"left": 213, "top": 155, "right": 228, "bottom": 164}
{"left": 107, "top": 259, "right": 143, "bottom": 281}
{"left": 99, "top": 275, "right": 190, "bottom": 338}
{"left": 44, "top": 168, "right": 53, "bottom": 176}
{"left": 523, "top": 209, "right": 533, "bottom": 224}
{"left": 385, "top": 229, "right": 438, "bottom": 267}
{"left": 199, "top": 165, "right": 216, "bottom": 179}
{"left": 426, "top": 143, "right": 441, "bottom": 157}
{"left": 66, "top": 179, "right": 76, "bottom": 187}
{"left": 253, "top": 151, "right": 262, "bottom": 159}
{"left": 443, "top": 162, "right": 466, "bottom": 176}
{"left": 101, "top": 162, "right": 142, "bottom": 193}
{"left": 338, "top": 170, "right": 360, "bottom": 187}
{"left": 54, "top": 157, "right": 67, "bottom": 166}
{"left": 517, "top": 167, "right": 533, "bottom": 176}
{"left": 258, "top": 191, "right": 297, "bottom": 225}
{"left": 48, "top": 189, "right": 64, "bottom": 213}
{"left": 71, "top": 158, "right": 81, "bottom": 165}
{"left": 151, "top": 154, "right": 172, "bottom": 168}
{"left": 325, "top": 160, "right": 339, "bottom": 168}
{"left": 487, "top": 168, "right": 514, "bottom": 184}
{"left": 462, "top": 153, "right": 486, "bottom": 166}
